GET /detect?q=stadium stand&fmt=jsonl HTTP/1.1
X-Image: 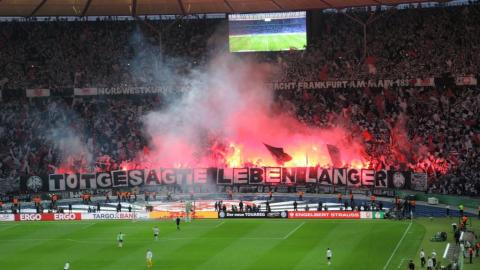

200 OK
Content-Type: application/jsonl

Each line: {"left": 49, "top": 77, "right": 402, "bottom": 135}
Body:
{"left": 0, "top": 4, "right": 479, "bottom": 199}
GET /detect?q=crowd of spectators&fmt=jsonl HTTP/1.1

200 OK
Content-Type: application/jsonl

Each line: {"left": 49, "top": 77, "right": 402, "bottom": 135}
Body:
{"left": 0, "top": 17, "right": 222, "bottom": 90}
{"left": 1, "top": 5, "right": 479, "bottom": 88}
{"left": 274, "top": 4, "right": 480, "bottom": 81}
{"left": 277, "top": 85, "right": 480, "bottom": 196}
{"left": 0, "top": 5, "right": 479, "bottom": 196}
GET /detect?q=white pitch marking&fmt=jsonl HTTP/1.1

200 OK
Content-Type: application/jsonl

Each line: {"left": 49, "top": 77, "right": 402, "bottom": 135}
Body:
{"left": 383, "top": 222, "right": 412, "bottom": 270}
{"left": 443, "top": 243, "right": 450, "bottom": 259}
{"left": 82, "top": 222, "right": 97, "bottom": 230}
{"left": 397, "top": 258, "right": 407, "bottom": 269}
{"left": 214, "top": 221, "right": 225, "bottom": 228}
{"left": 283, "top": 222, "right": 305, "bottom": 239}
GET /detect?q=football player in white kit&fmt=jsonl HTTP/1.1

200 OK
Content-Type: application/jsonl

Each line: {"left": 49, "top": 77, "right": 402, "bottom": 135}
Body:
{"left": 326, "top": 248, "right": 332, "bottom": 265}
{"left": 63, "top": 262, "right": 70, "bottom": 270}
{"left": 153, "top": 226, "right": 160, "bottom": 241}
{"left": 146, "top": 249, "right": 153, "bottom": 268}
{"left": 117, "top": 232, "right": 124, "bottom": 248}
{"left": 420, "top": 248, "right": 426, "bottom": 267}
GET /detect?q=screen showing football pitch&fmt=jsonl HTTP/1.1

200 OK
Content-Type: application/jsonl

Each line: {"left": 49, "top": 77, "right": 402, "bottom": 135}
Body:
{"left": 229, "top": 11, "right": 307, "bottom": 52}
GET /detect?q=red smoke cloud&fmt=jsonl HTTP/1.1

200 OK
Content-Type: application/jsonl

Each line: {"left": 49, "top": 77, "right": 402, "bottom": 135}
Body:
{"left": 141, "top": 55, "right": 370, "bottom": 169}
{"left": 54, "top": 55, "right": 448, "bottom": 175}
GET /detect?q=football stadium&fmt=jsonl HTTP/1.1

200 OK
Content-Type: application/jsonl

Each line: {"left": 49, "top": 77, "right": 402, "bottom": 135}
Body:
{"left": 0, "top": 1, "right": 479, "bottom": 270}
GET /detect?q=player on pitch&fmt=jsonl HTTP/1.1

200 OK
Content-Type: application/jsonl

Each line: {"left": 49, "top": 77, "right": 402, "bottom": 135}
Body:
{"left": 153, "top": 226, "right": 160, "bottom": 241}
{"left": 146, "top": 249, "right": 153, "bottom": 269}
{"left": 63, "top": 261, "right": 70, "bottom": 270}
{"left": 185, "top": 201, "right": 193, "bottom": 222}
{"left": 326, "top": 248, "right": 332, "bottom": 265}
{"left": 419, "top": 248, "right": 426, "bottom": 267}
{"left": 176, "top": 216, "right": 181, "bottom": 230}
{"left": 408, "top": 260, "right": 415, "bottom": 270}
{"left": 427, "top": 257, "right": 433, "bottom": 270}
{"left": 117, "top": 232, "right": 124, "bottom": 248}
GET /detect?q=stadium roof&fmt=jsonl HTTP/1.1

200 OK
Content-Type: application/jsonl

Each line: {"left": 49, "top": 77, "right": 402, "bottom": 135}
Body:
{"left": 0, "top": 0, "right": 432, "bottom": 17}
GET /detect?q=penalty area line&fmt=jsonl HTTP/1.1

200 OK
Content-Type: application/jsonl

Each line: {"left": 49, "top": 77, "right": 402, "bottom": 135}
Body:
{"left": 383, "top": 222, "right": 412, "bottom": 270}
{"left": 283, "top": 222, "right": 305, "bottom": 239}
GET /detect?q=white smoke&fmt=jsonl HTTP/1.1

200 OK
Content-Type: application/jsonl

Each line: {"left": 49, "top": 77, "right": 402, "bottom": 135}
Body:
{"left": 142, "top": 53, "right": 277, "bottom": 167}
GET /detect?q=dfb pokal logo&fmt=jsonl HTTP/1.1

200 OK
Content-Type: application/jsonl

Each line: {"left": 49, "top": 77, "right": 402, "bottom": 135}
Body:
{"left": 219, "top": 211, "right": 226, "bottom": 218}
{"left": 393, "top": 172, "right": 405, "bottom": 189}
{"left": 281, "top": 211, "right": 288, "bottom": 218}
{"left": 26, "top": 176, "right": 43, "bottom": 192}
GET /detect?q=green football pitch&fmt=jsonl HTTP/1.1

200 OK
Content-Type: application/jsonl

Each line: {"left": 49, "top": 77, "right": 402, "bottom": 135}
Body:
{"left": 0, "top": 218, "right": 478, "bottom": 269}
{"left": 229, "top": 33, "right": 306, "bottom": 52}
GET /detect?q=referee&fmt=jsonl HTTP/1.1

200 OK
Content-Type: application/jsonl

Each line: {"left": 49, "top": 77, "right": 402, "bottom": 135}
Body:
{"left": 408, "top": 260, "right": 415, "bottom": 270}
{"left": 176, "top": 217, "right": 181, "bottom": 230}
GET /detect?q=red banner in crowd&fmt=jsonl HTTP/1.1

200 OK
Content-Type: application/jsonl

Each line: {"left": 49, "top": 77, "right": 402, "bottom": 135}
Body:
{"left": 26, "top": 88, "right": 50, "bottom": 98}
{"left": 14, "top": 213, "right": 81, "bottom": 221}
{"left": 288, "top": 211, "right": 361, "bottom": 219}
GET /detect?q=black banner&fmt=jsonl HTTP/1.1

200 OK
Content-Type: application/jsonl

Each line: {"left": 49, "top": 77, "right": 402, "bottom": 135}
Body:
{"left": 267, "top": 78, "right": 432, "bottom": 91}
{"left": 20, "top": 167, "right": 416, "bottom": 192}
{"left": 218, "top": 211, "right": 287, "bottom": 218}
{"left": 3, "top": 75, "right": 478, "bottom": 101}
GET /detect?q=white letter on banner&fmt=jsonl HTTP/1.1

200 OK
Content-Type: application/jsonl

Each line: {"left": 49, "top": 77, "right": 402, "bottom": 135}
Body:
{"left": 193, "top": 168, "right": 207, "bottom": 184}
{"left": 333, "top": 168, "right": 346, "bottom": 186}
{"left": 318, "top": 168, "right": 332, "bottom": 185}
{"left": 233, "top": 168, "right": 248, "bottom": 184}
{"left": 146, "top": 169, "right": 161, "bottom": 185}
{"left": 361, "top": 169, "right": 375, "bottom": 186}
{"left": 128, "top": 170, "right": 144, "bottom": 186}
{"left": 374, "top": 170, "right": 388, "bottom": 188}
{"left": 265, "top": 167, "right": 281, "bottom": 184}
{"left": 161, "top": 169, "right": 176, "bottom": 185}
{"left": 281, "top": 167, "right": 295, "bottom": 184}
{"left": 347, "top": 169, "right": 361, "bottom": 187}
{"left": 175, "top": 169, "right": 193, "bottom": 185}
{"left": 217, "top": 168, "right": 233, "bottom": 185}
{"left": 112, "top": 170, "right": 128, "bottom": 187}
{"left": 49, "top": 174, "right": 65, "bottom": 191}
{"left": 79, "top": 174, "right": 96, "bottom": 189}
{"left": 97, "top": 173, "right": 112, "bottom": 188}
{"left": 65, "top": 174, "right": 79, "bottom": 190}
